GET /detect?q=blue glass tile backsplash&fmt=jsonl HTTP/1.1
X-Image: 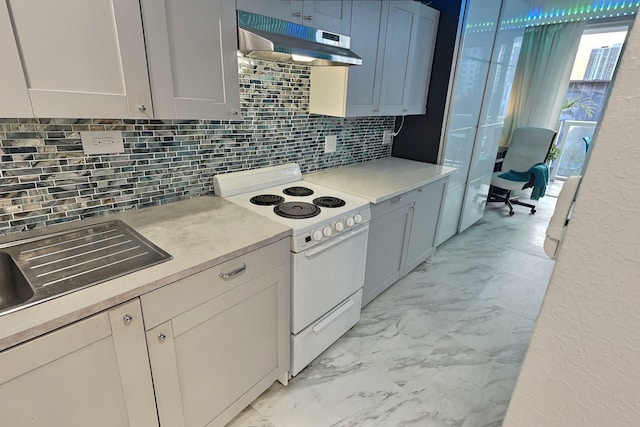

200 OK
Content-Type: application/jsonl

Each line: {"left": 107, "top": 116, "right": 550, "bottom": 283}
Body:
{"left": 0, "top": 58, "right": 394, "bottom": 235}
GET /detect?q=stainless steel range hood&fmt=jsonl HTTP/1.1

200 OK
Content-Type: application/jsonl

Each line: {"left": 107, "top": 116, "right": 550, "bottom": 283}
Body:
{"left": 237, "top": 11, "right": 362, "bottom": 66}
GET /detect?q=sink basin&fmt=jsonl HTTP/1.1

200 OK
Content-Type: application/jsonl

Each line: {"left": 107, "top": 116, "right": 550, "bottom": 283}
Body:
{"left": 0, "top": 252, "right": 35, "bottom": 312}
{"left": 0, "top": 220, "right": 172, "bottom": 316}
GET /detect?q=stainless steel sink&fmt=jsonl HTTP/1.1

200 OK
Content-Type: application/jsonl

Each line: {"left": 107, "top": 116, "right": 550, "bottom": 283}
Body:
{"left": 0, "top": 252, "right": 34, "bottom": 313}
{"left": 0, "top": 220, "right": 172, "bottom": 316}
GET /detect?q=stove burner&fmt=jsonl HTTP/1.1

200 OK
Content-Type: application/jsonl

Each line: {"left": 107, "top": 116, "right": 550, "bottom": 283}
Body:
{"left": 250, "top": 194, "right": 285, "bottom": 206}
{"left": 274, "top": 202, "right": 321, "bottom": 219}
{"left": 283, "top": 186, "right": 314, "bottom": 197}
{"left": 313, "top": 196, "right": 346, "bottom": 208}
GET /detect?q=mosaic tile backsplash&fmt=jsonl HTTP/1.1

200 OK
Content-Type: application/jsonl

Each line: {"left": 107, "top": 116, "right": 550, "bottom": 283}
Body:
{"left": 0, "top": 58, "right": 394, "bottom": 235}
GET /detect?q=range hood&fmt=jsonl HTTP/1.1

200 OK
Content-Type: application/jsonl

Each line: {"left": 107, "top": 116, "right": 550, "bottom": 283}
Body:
{"left": 237, "top": 11, "right": 362, "bottom": 66}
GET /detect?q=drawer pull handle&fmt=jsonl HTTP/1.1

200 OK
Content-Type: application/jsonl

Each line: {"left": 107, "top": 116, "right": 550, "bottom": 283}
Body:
{"left": 219, "top": 263, "right": 247, "bottom": 279}
{"left": 391, "top": 196, "right": 403, "bottom": 203}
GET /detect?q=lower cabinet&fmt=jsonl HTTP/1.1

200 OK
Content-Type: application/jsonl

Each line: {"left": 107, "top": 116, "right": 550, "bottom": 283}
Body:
{"left": 141, "top": 238, "right": 290, "bottom": 427}
{"left": 0, "top": 238, "right": 291, "bottom": 427}
{"left": 362, "top": 176, "right": 449, "bottom": 307}
{"left": 406, "top": 177, "right": 449, "bottom": 272}
{"left": 363, "top": 196, "right": 414, "bottom": 306}
{"left": 0, "top": 299, "right": 158, "bottom": 427}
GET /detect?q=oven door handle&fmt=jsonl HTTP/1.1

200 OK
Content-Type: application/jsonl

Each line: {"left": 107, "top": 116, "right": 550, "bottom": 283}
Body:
{"left": 312, "top": 298, "right": 355, "bottom": 334}
{"left": 303, "top": 225, "right": 368, "bottom": 258}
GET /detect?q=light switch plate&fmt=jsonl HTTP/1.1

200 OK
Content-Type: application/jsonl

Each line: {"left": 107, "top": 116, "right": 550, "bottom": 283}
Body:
{"left": 81, "top": 131, "right": 124, "bottom": 155}
{"left": 324, "top": 135, "right": 337, "bottom": 153}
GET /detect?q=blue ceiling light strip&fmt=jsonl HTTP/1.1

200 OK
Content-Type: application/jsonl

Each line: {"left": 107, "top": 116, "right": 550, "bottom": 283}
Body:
{"left": 463, "top": 1, "right": 637, "bottom": 32}
{"left": 476, "top": 0, "right": 640, "bottom": 32}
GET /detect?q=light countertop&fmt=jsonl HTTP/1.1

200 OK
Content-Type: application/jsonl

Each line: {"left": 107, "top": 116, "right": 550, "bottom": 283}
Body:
{"left": 304, "top": 157, "right": 455, "bottom": 203}
{"left": 0, "top": 196, "right": 291, "bottom": 351}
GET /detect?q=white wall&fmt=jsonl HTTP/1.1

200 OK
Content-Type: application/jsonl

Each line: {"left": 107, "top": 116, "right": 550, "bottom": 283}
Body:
{"left": 503, "top": 21, "right": 640, "bottom": 426}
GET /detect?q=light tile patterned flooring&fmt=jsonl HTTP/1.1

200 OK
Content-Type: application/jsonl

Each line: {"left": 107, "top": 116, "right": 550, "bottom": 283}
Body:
{"left": 228, "top": 194, "right": 558, "bottom": 427}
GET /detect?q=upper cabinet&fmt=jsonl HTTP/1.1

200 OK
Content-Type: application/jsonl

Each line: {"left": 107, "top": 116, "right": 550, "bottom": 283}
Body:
{"left": 140, "top": 0, "right": 241, "bottom": 119}
{"left": 0, "top": 1, "right": 33, "bottom": 118}
{"left": 309, "top": 0, "right": 439, "bottom": 117}
{"left": 236, "top": 0, "right": 352, "bottom": 35}
{"left": 0, "top": 0, "right": 239, "bottom": 120}
{"left": 3, "top": 0, "right": 153, "bottom": 119}
{"left": 380, "top": 1, "right": 440, "bottom": 116}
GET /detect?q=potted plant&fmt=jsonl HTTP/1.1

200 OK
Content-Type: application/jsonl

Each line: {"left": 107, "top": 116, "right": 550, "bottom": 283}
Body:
{"left": 547, "top": 144, "right": 561, "bottom": 163}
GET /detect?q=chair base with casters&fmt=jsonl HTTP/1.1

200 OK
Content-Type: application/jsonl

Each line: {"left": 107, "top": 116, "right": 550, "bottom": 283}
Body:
{"left": 487, "top": 186, "right": 537, "bottom": 216}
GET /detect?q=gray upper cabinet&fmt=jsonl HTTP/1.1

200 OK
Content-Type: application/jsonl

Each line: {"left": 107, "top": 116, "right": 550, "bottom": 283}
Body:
{"left": 0, "top": 1, "right": 33, "bottom": 118}
{"left": 2, "top": 0, "right": 153, "bottom": 119}
{"left": 379, "top": 1, "right": 439, "bottom": 116}
{"left": 236, "top": 0, "right": 352, "bottom": 35}
{"left": 309, "top": 0, "right": 439, "bottom": 118}
{"left": 1, "top": 0, "right": 240, "bottom": 120}
{"left": 141, "top": 0, "right": 241, "bottom": 119}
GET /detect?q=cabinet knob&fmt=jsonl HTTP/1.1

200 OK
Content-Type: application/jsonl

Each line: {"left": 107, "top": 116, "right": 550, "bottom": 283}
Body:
{"left": 138, "top": 105, "right": 146, "bottom": 112}
{"left": 158, "top": 333, "right": 166, "bottom": 343}
{"left": 122, "top": 314, "right": 133, "bottom": 324}
{"left": 292, "top": 11, "right": 302, "bottom": 17}
{"left": 231, "top": 109, "right": 239, "bottom": 115}
{"left": 304, "top": 15, "right": 313, "bottom": 20}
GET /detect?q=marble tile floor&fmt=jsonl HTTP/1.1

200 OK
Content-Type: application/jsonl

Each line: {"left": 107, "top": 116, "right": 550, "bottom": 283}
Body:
{"left": 227, "top": 196, "right": 558, "bottom": 427}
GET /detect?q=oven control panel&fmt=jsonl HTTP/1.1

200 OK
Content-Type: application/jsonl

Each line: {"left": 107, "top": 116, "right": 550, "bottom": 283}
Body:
{"left": 292, "top": 209, "right": 371, "bottom": 253}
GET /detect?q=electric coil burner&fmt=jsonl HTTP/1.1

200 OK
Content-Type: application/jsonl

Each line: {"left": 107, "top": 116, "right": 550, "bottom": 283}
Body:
{"left": 313, "top": 196, "right": 346, "bottom": 208}
{"left": 213, "top": 163, "right": 371, "bottom": 378}
{"left": 250, "top": 194, "right": 285, "bottom": 206}
{"left": 283, "top": 186, "right": 314, "bottom": 197}
{"left": 274, "top": 202, "right": 321, "bottom": 219}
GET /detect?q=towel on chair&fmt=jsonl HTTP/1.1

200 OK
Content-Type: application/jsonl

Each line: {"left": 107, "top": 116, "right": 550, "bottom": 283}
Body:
{"left": 498, "top": 162, "right": 549, "bottom": 200}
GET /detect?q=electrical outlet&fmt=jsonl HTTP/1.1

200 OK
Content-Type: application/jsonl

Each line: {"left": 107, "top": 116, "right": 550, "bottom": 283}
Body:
{"left": 81, "top": 131, "right": 124, "bottom": 155}
{"left": 324, "top": 135, "right": 337, "bottom": 153}
{"left": 383, "top": 130, "right": 394, "bottom": 145}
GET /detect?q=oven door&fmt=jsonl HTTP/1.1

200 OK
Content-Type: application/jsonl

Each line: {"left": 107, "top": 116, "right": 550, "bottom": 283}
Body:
{"left": 291, "top": 224, "right": 369, "bottom": 334}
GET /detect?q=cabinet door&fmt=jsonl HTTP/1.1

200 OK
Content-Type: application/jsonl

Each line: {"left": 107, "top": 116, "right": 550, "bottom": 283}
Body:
{"left": 378, "top": 1, "right": 438, "bottom": 116}
{"left": 377, "top": 1, "right": 413, "bottom": 116}
{"left": 303, "top": 1, "right": 352, "bottom": 34}
{"left": 406, "top": 178, "right": 449, "bottom": 272}
{"left": 345, "top": 0, "right": 386, "bottom": 116}
{"left": 363, "top": 203, "right": 413, "bottom": 307}
{"left": 147, "top": 265, "right": 289, "bottom": 427}
{"left": 6, "top": 0, "right": 152, "bottom": 119}
{"left": 236, "top": 0, "right": 303, "bottom": 23}
{"left": 403, "top": 5, "right": 439, "bottom": 115}
{"left": 0, "top": 1, "right": 32, "bottom": 117}
{"left": 0, "top": 300, "right": 157, "bottom": 427}
{"left": 141, "top": 0, "right": 241, "bottom": 119}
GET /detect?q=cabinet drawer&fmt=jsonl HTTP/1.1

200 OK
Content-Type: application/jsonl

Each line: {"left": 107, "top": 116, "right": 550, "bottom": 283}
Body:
{"left": 141, "top": 237, "right": 289, "bottom": 329}
{"left": 370, "top": 190, "right": 417, "bottom": 218}
{"left": 291, "top": 289, "right": 362, "bottom": 376}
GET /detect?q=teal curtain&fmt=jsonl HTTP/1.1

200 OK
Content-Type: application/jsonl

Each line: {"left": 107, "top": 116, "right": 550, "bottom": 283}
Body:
{"left": 501, "top": 21, "right": 585, "bottom": 146}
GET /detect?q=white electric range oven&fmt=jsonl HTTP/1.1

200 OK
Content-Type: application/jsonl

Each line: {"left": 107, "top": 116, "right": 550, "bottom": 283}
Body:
{"left": 214, "top": 163, "right": 370, "bottom": 376}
